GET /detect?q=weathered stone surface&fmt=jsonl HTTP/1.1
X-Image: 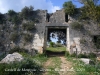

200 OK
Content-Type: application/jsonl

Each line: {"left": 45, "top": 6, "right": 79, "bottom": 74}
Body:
{"left": 0, "top": 9, "right": 100, "bottom": 54}
{"left": 80, "top": 58, "right": 95, "bottom": 65}
{"left": 80, "top": 58, "right": 90, "bottom": 64}
{"left": 0, "top": 52, "right": 23, "bottom": 64}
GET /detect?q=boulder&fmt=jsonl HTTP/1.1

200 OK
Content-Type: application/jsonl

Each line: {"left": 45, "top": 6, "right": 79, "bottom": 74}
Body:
{"left": 0, "top": 52, "right": 23, "bottom": 64}
{"left": 80, "top": 58, "right": 95, "bottom": 65}
{"left": 80, "top": 58, "right": 90, "bottom": 64}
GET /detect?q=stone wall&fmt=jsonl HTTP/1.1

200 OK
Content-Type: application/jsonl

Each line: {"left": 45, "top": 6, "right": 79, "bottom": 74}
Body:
{"left": 68, "top": 15, "right": 100, "bottom": 54}
{"left": 0, "top": 9, "right": 99, "bottom": 55}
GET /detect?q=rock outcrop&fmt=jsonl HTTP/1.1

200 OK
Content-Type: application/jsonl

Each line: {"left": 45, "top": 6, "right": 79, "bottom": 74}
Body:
{"left": 0, "top": 52, "right": 23, "bottom": 64}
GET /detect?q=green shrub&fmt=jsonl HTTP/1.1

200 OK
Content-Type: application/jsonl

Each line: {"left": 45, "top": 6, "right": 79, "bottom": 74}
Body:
{"left": 8, "top": 10, "right": 17, "bottom": 17}
{"left": 21, "top": 6, "right": 34, "bottom": 19}
{"left": 0, "top": 13, "right": 5, "bottom": 24}
{"left": 11, "top": 15, "right": 21, "bottom": 24}
{"left": 88, "top": 53, "right": 96, "bottom": 58}
{"left": 78, "top": 54, "right": 88, "bottom": 58}
{"left": 65, "top": 51, "right": 70, "bottom": 56}
{"left": 70, "top": 22, "right": 83, "bottom": 30}
{"left": 0, "top": 58, "right": 42, "bottom": 75}
{"left": 50, "top": 42, "right": 55, "bottom": 47}
{"left": 55, "top": 43, "right": 63, "bottom": 47}
{"left": 70, "top": 52, "right": 77, "bottom": 57}
{"left": 63, "top": 1, "right": 76, "bottom": 15}
{"left": 22, "top": 22, "right": 35, "bottom": 31}
{"left": 9, "top": 46, "right": 28, "bottom": 54}
{"left": 10, "top": 32, "right": 19, "bottom": 42}
{"left": 23, "top": 34, "right": 33, "bottom": 43}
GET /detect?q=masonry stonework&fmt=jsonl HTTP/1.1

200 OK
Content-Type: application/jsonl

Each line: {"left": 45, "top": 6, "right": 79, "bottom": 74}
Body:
{"left": 0, "top": 9, "right": 100, "bottom": 55}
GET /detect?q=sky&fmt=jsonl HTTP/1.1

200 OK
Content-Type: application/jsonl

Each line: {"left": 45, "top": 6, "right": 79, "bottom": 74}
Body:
{"left": 0, "top": 0, "right": 84, "bottom": 14}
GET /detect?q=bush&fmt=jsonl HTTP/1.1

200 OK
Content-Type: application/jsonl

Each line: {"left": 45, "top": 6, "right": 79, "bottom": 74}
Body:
{"left": 8, "top": 10, "right": 17, "bottom": 17}
{"left": 50, "top": 42, "right": 55, "bottom": 47}
{"left": 70, "top": 52, "right": 77, "bottom": 57}
{"left": 11, "top": 15, "right": 21, "bottom": 24}
{"left": 65, "top": 51, "right": 70, "bottom": 56}
{"left": 88, "top": 53, "right": 96, "bottom": 58}
{"left": 63, "top": 1, "right": 76, "bottom": 15}
{"left": 0, "top": 58, "right": 42, "bottom": 75}
{"left": 10, "top": 32, "right": 19, "bottom": 42}
{"left": 78, "top": 54, "right": 88, "bottom": 58}
{"left": 23, "top": 34, "right": 33, "bottom": 43}
{"left": 22, "top": 22, "right": 35, "bottom": 31}
{"left": 55, "top": 43, "right": 63, "bottom": 47}
{"left": 70, "top": 22, "right": 83, "bottom": 30}
{"left": 0, "top": 13, "right": 5, "bottom": 24}
{"left": 9, "top": 46, "right": 28, "bottom": 54}
{"left": 21, "top": 6, "right": 34, "bottom": 19}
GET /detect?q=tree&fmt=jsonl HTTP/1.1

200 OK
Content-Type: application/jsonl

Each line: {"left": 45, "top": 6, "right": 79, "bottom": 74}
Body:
{"left": 77, "top": 0, "right": 99, "bottom": 5}
{"left": 78, "top": 0, "right": 100, "bottom": 22}
{"left": 21, "top": 6, "right": 34, "bottom": 19}
{"left": 63, "top": 1, "right": 76, "bottom": 15}
{"left": 0, "top": 13, "right": 4, "bottom": 24}
{"left": 11, "top": 15, "right": 21, "bottom": 24}
{"left": 8, "top": 10, "right": 17, "bottom": 17}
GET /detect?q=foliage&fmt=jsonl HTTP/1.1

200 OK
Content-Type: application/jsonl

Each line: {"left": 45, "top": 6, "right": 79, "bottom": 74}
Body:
{"left": 21, "top": 6, "right": 34, "bottom": 19}
{"left": 7, "top": 10, "right": 22, "bottom": 24}
{"left": 65, "top": 51, "right": 70, "bottom": 56}
{"left": 0, "top": 13, "right": 5, "bottom": 24}
{"left": 78, "top": 53, "right": 88, "bottom": 58}
{"left": 9, "top": 46, "right": 28, "bottom": 54}
{"left": 0, "top": 57, "right": 42, "bottom": 75}
{"left": 88, "top": 53, "right": 96, "bottom": 58}
{"left": 22, "top": 21, "right": 35, "bottom": 31}
{"left": 11, "top": 15, "right": 22, "bottom": 24}
{"left": 70, "top": 52, "right": 77, "bottom": 57}
{"left": 49, "top": 42, "right": 55, "bottom": 47}
{"left": 23, "top": 34, "right": 33, "bottom": 43}
{"left": 8, "top": 10, "right": 17, "bottom": 17}
{"left": 70, "top": 22, "right": 83, "bottom": 30}
{"left": 78, "top": 0, "right": 100, "bottom": 22}
{"left": 63, "top": 1, "right": 76, "bottom": 15}
{"left": 55, "top": 43, "right": 63, "bottom": 47}
{"left": 66, "top": 56, "right": 100, "bottom": 75}
{"left": 10, "top": 32, "right": 19, "bottom": 42}
{"left": 46, "top": 47, "right": 66, "bottom": 52}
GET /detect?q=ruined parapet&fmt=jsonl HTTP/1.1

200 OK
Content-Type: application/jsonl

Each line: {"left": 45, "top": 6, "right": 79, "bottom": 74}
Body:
{"left": 46, "top": 9, "right": 68, "bottom": 23}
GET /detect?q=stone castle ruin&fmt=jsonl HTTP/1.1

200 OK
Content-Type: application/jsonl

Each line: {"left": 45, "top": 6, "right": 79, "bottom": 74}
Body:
{"left": 0, "top": 9, "right": 100, "bottom": 55}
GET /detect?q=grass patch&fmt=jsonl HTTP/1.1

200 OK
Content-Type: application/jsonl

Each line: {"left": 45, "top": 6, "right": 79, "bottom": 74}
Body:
{"left": 20, "top": 53, "right": 48, "bottom": 65}
{"left": 0, "top": 57, "right": 43, "bottom": 75}
{"left": 45, "top": 57, "right": 61, "bottom": 75}
{"left": 46, "top": 47, "right": 66, "bottom": 52}
{"left": 65, "top": 56, "right": 100, "bottom": 75}
{"left": 0, "top": 52, "right": 48, "bottom": 75}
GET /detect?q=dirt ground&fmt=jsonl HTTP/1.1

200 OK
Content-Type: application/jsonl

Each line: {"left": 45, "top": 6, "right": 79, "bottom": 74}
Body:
{"left": 43, "top": 56, "right": 75, "bottom": 75}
